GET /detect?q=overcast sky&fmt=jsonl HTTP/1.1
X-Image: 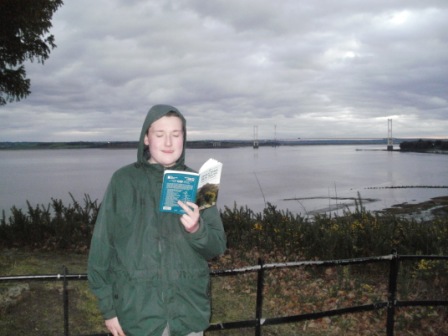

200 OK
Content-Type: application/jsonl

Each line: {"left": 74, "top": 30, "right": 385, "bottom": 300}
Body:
{"left": 1, "top": 0, "right": 447, "bottom": 142}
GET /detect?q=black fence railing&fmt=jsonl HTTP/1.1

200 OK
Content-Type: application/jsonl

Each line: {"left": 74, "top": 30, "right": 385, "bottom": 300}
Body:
{"left": 1, "top": 251, "right": 447, "bottom": 336}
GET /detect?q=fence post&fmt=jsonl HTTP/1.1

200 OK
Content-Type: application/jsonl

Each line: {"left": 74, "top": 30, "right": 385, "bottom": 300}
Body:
{"left": 63, "top": 266, "right": 69, "bottom": 336}
{"left": 255, "top": 258, "right": 265, "bottom": 336}
{"left": 386, "top": 250, "right": 399, "bottom": 336}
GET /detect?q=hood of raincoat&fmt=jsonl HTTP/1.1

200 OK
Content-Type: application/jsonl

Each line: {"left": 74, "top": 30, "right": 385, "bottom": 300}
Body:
{"left": 137, "top": 104, "right": 187, "bottom": 168}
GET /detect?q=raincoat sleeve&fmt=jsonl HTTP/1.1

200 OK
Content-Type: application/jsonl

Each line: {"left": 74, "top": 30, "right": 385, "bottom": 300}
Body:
{"left": 87, "top": 180, "right": 117, "bottom": 320}
{"left": 185, "top": 205, "right": 227, "bottom": 260}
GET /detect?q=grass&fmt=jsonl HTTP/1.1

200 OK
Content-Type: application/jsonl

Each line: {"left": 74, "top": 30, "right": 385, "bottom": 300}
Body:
{"left": 208, "top": 250, "right": 447, "bottom": 336}
{"left": 1, "top": 248, "right": 447, "bottom": 335}
{"left": 0, "top": 251, "right": 105, "bottom": 335}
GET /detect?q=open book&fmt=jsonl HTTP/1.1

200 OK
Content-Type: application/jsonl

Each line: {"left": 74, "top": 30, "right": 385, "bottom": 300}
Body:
{"left": 159, "top": 158, "right": 223, "bottom": 214}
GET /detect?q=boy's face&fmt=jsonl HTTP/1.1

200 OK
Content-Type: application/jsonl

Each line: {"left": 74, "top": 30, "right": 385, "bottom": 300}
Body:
{"left": 144, "top": 115, "right": 184, "bottom": 167}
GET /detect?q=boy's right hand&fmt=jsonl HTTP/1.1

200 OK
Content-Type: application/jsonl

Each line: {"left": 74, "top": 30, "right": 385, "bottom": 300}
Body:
{"left": 105, "top": 317, "right": 126, "bottom": 336}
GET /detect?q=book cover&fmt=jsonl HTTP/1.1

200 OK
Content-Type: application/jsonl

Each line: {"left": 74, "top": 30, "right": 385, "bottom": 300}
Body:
{"left": 159, "top": 158, "right": 223, "bottom": 214}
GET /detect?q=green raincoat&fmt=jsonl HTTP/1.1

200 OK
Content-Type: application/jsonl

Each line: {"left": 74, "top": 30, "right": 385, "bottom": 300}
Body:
{"left": 88, "top": 105, "right": 227, "bottom": 336}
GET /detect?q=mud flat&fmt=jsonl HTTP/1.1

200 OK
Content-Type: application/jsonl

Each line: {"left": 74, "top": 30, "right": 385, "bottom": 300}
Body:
{"left": 376, "top": 195, "right": 448, "bottom": 222}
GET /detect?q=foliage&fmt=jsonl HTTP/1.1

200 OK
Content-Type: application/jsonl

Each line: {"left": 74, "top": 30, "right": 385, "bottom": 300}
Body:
{"left": 1, "top": 194, "right": 447, "bottom": 258}
{"left": 0, "top": 194, "right": 98, "bottom": 252}
{"left": 220, "top": 200, "right": 448, "bottom": 261}
{"left": 0, "top": 0, "right": 63, "bottom": 105}
{"left": 400, "top": 139, "right": 448, "bottom": 151}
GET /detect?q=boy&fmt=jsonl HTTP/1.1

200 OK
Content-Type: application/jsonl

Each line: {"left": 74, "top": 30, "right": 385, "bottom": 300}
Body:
{"left": 88, "top": 104, "right": 227, "bottom": 336}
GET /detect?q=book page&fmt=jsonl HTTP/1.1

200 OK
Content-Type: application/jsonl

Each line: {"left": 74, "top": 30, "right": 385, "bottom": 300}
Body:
{"left": 196, "top": 158, "right": 223, "bottom": 209}
{"left": 198, "top": 158, "right": 222, "bottom": 188}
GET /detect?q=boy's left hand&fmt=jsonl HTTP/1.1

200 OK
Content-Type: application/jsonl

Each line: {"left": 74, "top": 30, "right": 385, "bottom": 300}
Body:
{"left": 178, "top": 201, "right": 200, "bottom": 233}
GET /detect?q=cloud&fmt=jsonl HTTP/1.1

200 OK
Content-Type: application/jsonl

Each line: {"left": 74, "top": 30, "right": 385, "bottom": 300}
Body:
{"left": 1, "top": 0, "right": 447, "bottom": 141}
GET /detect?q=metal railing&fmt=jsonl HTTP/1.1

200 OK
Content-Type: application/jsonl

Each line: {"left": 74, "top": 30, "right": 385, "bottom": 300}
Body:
{"left": 1, "top": 251, "right": 447, "bottom": 336}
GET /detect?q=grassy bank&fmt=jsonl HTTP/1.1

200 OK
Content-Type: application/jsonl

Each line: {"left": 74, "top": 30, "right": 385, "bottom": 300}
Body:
{"left": 1, "top": 195, "right": 447, "bottom": 335}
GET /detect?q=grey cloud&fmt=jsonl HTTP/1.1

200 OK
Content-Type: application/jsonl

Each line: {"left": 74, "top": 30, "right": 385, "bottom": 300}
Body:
{"left": 1, "top": 0, "right": 447, "bottom": 141}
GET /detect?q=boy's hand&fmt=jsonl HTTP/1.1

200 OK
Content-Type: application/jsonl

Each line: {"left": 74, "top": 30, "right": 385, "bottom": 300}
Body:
{"left": 105, "top": 317, "right": 126, "bottom": 336}
{"left": 178, "top": 201, "right": 200, "bottom": 233}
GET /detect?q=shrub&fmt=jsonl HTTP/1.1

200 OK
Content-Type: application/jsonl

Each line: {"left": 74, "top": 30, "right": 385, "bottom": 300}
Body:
{"left": 0, "top": 194, "right": 99, "bottom": 252}
{"left": 1, "top": 194, "right": 447, "bottom": 259}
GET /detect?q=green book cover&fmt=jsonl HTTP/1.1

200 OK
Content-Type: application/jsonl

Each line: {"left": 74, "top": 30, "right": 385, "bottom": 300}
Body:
{"left": 159, "top": 158, "right": 223, "bottom": 214}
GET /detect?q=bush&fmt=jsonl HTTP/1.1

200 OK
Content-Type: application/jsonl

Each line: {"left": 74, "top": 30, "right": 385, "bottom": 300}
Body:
{"left": 221, "top": 200, "right": 448, "bottom": 260}
{"left": 0, "top": 194, "right": 98, "bottom": 252}
{"left": 1, "top": 194, "right": 447, "bottom": 259}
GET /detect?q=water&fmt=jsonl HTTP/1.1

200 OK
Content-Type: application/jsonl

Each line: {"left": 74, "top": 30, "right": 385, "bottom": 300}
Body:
{"left": 1, "top": 145, "right": 447, "bottom": 217}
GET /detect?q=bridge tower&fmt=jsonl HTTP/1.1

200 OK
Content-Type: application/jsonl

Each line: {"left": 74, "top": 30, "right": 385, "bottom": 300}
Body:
{"left": 253, "top": 125, "right": 259, "bottom": 149}
{"left": 387, "top": 119, "right": 393, "bottom": 151}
